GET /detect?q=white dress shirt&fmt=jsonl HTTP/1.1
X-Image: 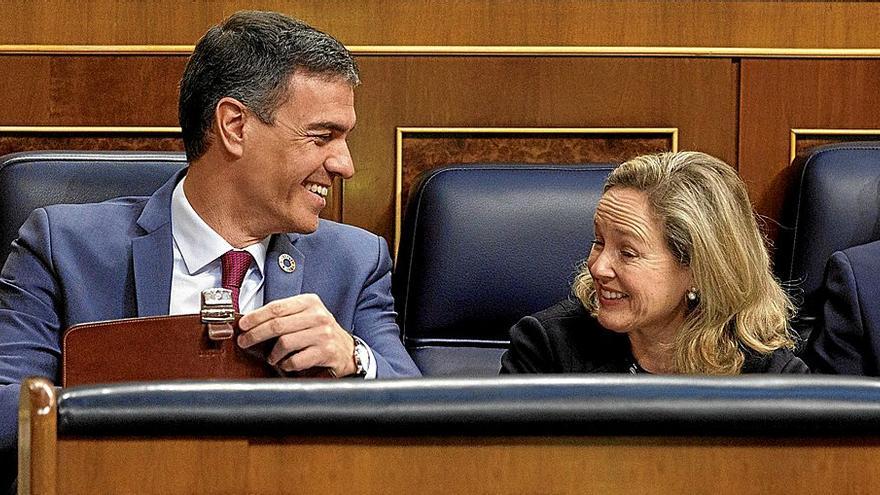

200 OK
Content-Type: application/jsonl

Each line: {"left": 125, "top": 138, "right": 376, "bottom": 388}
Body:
{"left": 168, "top": 178, "right": 375, "bottom": 378}
{"left": 169, "top": 178, "right": 268, "bottom": 314}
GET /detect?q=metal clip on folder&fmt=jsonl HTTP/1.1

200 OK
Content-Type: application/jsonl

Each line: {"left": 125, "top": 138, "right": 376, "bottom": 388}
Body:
{"left": 201, "top": 288, "right": 236, "bottom": 341}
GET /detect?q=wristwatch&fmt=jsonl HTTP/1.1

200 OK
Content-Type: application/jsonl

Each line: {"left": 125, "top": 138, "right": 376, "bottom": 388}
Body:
{"left": 351, "top": 335, "right": 368, "bottom": 377}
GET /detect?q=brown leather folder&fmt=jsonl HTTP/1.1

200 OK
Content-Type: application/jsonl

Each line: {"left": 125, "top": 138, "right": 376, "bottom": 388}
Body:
{"left": 62, "top": 314, "right": 273, "bottom": 386}
{"left": 62, "top": 314, "right": 333, "bottom": 386}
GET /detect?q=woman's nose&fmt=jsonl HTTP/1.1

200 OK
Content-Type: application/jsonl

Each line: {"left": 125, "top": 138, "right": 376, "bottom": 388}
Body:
{"left": 589, "top": 250, "right": 615, "bottom": 281}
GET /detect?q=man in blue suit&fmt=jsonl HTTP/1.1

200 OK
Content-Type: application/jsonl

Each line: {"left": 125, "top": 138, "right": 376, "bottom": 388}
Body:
{"left": 806, "top": 239, "right": 880, "bottom": 375}
{"left": 0, "top": 10, "right": 420, "bottom": 474}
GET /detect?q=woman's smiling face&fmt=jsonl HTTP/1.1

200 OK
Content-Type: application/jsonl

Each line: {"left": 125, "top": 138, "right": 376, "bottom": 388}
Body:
{"left": 587, "top": 187, "right": 693, "bottom": 340}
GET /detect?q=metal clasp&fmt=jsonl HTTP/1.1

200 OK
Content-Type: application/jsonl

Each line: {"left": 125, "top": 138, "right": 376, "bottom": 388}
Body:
{"left": 201, "top": 288, "right": 235, "bottom": 340}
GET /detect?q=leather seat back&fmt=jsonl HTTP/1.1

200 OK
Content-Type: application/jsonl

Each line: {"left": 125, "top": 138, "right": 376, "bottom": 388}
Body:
{"left": 775, "top": 142, "right": 880, "bottom": 339}
{"left": 0, "top": 151, "right": 187, "bottom": 265}
{"left": 394, "top": 164, "right": 614, "bottom": 375}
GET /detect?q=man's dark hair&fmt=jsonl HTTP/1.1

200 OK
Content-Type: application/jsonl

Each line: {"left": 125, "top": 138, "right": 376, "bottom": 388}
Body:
{"left": 178, "top": 10, "right": 360, "bottom": 160}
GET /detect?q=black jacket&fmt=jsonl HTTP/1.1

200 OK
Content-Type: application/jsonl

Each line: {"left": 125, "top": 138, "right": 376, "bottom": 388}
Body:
{"left": 501, "top": 299, "right": 809, "bottom": 374}
{"left": 805, "top": 240, "right": 880, "bottom": 375}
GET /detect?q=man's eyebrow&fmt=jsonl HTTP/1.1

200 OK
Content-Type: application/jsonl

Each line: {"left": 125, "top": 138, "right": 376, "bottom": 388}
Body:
{"left": 306, "top": 121, "right": 353, "bottom": 133}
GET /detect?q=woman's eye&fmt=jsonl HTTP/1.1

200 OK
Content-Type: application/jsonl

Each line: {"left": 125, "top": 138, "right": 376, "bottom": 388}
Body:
{"left": 590, "top": 239, "right": 604, "bottom": 249}
{"left": 620, "top": 250, "right": 637, "bottom": 259}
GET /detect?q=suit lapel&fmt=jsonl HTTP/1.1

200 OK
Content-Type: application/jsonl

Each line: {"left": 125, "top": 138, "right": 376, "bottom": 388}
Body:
{"left": 264, "top": 234, "right": 305, "bottom": 303}
{"left": 132, "top": 169, "right": 185, "bottom": 316}
{"left": 132, "top": 224, "right": 174, "bottom": 316}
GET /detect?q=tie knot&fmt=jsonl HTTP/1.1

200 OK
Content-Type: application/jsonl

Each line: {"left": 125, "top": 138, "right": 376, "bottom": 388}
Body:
{"left": 221, "top": 250, "right": 253, "bottom": 290}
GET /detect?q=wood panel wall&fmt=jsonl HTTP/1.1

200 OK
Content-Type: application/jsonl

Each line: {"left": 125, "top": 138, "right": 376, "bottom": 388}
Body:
{"left": 739, "top": 59, "right": 880, "bottom": 241}
{"left": 1, "top": 1, "right": 878, "bottom": 253}
{"left": 3, "top": 1, "right": 880, "bottom": 47}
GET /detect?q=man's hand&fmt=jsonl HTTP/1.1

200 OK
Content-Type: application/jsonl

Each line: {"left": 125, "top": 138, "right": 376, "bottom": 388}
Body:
{"left": 237, "top": 293, "right": 356, "bottom": 377}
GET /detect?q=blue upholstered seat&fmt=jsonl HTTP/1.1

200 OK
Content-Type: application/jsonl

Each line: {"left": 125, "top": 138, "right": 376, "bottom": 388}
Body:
{"left": 775, "top": 141, "right": 880, "bottom": 342}
{"left": 394, "top": 164, "right": 614, "bottom": 375}
{"left": 0, "top": 151, "right": 187, "bottom": 266}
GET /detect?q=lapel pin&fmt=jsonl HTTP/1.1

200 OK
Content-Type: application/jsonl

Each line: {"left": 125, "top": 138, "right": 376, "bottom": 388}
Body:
{"left": 278, "top": 253, "right": 296, "bottom": 273}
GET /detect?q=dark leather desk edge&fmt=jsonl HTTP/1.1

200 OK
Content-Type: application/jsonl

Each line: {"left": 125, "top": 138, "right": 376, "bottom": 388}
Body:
{"left": 55, "top": 375, "right": 880, "bottom": 438}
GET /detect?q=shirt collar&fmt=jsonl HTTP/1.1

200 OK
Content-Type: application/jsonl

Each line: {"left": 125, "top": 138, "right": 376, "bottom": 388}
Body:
{"left": 170, "top": 177, "right": 270, "bottom": 275}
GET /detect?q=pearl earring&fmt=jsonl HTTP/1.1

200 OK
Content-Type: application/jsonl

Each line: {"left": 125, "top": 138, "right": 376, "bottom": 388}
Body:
{"left": 686, "top": 287, "right": 699, "bottom": 302}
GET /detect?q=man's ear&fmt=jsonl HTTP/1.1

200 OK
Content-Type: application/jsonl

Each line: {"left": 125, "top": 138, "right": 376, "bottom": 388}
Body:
{"left": 214, "top": 97, "right": 247, "bottom": 158}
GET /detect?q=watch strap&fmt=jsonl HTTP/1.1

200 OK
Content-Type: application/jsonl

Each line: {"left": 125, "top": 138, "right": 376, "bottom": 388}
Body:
{"left": 351, "top": 334, "right": 368, "bottom": 377}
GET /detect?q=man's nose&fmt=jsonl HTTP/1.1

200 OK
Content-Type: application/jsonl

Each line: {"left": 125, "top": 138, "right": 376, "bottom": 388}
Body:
{"left": 326, "top": 141, "right": 354, "bottom": 179}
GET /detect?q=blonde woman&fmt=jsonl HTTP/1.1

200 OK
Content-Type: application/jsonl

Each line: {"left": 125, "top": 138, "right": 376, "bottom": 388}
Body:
{"left": 501, "top": 152, "right": 807, "bottom": 374}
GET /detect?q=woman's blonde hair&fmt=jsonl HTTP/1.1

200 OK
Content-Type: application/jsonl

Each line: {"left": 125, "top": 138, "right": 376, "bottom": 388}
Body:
{"left": 572, "top": 151, "right": 796, "bottom": 374}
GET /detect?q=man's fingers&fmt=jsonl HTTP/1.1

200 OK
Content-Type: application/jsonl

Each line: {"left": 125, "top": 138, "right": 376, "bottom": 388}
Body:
{"left": 238, "top": 313, "right": 308, "bottom": 348}
{"left": 235, "top": 293, "right": 352, "bottom": 375}
{"left": 268, "top": 327, "right": 353, "bottom": 376}
{"left": 275, "top": 346, "right": 324, "bottom": 373}
{"left": 266, "top": 327, "right": 329, "bottom": 365}
{"left": 239, "top": 293, "right": 323, "bottom": 331}
{"left": 238, "top": 300, "right": 334, "bottom": 348}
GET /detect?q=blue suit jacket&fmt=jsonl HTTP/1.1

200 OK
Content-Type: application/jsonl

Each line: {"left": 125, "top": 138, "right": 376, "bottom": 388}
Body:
{"left": 806, "top": 239, "right": 880, "bottom": 375}
{"left": 0, "top": 170, "right": 420, "bottom": 449}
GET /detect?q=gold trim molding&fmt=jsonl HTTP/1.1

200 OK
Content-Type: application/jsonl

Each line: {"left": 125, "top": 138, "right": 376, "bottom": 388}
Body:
{"left": 0, "top": 126, "right": 181, "bottom": 133}
{"left": 0, "top": 45, "right": 192, "bottom": 55}
{"left": 351, "top": 46, "right": 880, "bottom": 59}
{"left": 394, "top": 126, "right": 678, "bottom": 256}
{"left": 4, "top": 45, "right": 880, "bottom": 59}
{"left": 790, "top": 128, "right": 880, "bottom": 162}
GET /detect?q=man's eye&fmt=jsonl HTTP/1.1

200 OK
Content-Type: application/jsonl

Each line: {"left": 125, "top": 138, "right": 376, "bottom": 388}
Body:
{"left": 311, "top": 134, "right": 332, "bottom": 143}
{"left": 620, "top": 250, "right": 637, "bottom": 259}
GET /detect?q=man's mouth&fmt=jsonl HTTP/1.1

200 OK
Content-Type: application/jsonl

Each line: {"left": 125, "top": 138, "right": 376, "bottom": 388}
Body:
{"left": 305, "top": 182, "right": 329, "bottom": 199}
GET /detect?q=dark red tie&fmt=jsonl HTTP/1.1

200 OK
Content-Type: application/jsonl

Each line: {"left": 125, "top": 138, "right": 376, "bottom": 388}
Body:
{"left": 221, "top": 250, "right": 253, "bottom": 312}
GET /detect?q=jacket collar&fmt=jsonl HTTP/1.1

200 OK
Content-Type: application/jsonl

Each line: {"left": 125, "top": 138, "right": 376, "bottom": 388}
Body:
{"left": 132, "top": 168, "right": 185, "bottom": 316}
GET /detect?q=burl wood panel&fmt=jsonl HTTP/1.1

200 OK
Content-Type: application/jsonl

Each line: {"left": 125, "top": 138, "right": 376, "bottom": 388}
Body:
{"left": 794, "top": 135, "right": 880, "bottom": 162}
{"left": 399, "top": 132, "right": 672, "bottom": 218}
{"left": 0, "top": 135, "right": 182, "bottom": 155}
{"left": 54, "top": 436, "right": 880, "bottom": 494}
{"left": 350, "top": 56, "right": 737, "bottom": 243}
{"left": 4, "top": 0, "right": 880, "bottom": 48}
{"left": 739, "top": 59, "right": 880, "bottom": 242}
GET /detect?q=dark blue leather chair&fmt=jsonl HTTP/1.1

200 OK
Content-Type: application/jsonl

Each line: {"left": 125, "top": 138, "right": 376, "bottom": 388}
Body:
{"left": 0, "top": 151, "right": 187, "bottom": 267}
{"left": 394, "top": 164, "right": 614, "bottom": 376}
{"left": 775, "top": 141, "right": 880, "bottom": 342}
